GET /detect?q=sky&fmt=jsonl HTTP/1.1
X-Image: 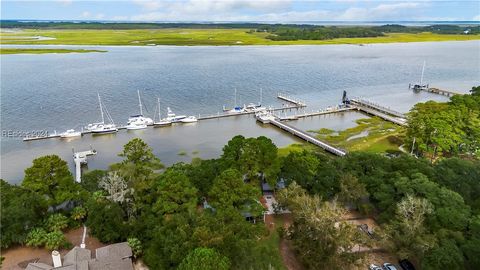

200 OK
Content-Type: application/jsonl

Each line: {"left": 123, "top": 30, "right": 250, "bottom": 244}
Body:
{"left": 2, "top": 0, "right": 479, "bottom": 22}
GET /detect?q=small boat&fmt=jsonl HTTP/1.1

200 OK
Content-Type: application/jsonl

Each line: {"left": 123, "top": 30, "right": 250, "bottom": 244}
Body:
{"left": 228, "top": 105, "right": 246, "bottom": 113}
{"left": 165, "top": 107, "right": 187, "bottom": 122}
{"left": 153, "top": 98, "right": 172, "bottom": 127}
{"left": 126, "top": 119, "right": 147, "bottom": 130}
{"left": 86, "top": 93, "right": 118, "bottom": 135}
{"left": 180, "top": 116, "right": 198, "bottom": 123}
{"left": 60, "top": 129, "right": 81, "bottom": 138}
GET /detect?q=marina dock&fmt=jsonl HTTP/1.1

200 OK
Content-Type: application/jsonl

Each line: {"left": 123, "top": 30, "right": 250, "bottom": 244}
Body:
{"left": 277, "top": 93, "right": 306, "bottom": 107}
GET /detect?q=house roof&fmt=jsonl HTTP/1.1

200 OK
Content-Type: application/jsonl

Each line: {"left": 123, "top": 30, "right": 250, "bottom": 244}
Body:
{"left": 25, "top": 263, "right": 53, "bottom": 270}
{"left": 95, "top": 242, "right": 132, "bottom": 260}
{"left": 63, "top": 247, "right": 92, "bottom": 265}
{"left": 89, "top": 258, "right": 134, "bottom": 270}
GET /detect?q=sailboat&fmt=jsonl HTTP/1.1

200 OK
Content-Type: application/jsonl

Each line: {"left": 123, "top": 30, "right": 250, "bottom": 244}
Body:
{"left": 153, "top": 98, "right": 172, "bottom": 127}
{"left": 126, "top": 90, "right": 154, "bottom": 130}
{"left": 60, "top": 129, "right": 82, "bottom": 138}
{"left": 247, "top": 88, "right": 266, "bottom": 112}
{"left": 225, "top": 88, "right": 246, "bottom": 113}
{"left": 409, "top": 60, "right": 429, "bottom": 92}
{"left": 86, "top": 93, "right": 118, "bottom": 134}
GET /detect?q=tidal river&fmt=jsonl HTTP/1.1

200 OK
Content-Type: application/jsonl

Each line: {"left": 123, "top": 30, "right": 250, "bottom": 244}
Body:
{"left": 1, "top": 41, "right": 479, "bottom": 183}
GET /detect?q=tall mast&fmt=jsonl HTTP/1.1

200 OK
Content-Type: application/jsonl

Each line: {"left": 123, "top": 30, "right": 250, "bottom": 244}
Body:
{"left": 420, "top": 60, "right": 426, "bottom": 85}
{"left": 97, "top": 92, "right": 105, "bottom": 124}
{"left": 260, "top": 88, "right": 263, "bottom": 105}
{"left": 137, "top": 90, "right": 143, "bottom": 115}
{"left": 234, "top": 88, "right": 237, "bottom": 108}
{"left": 157, "top": 97, "right": 161, "bottom": 120}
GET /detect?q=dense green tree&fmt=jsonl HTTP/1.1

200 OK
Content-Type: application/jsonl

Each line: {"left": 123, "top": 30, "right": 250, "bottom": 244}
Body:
{"left": 80, "top": 169, "right": 106, "bottom": 192}
{"left": 178, "top": 248, "right": 230, "bottom": 270}
{"left": 85, "top": 196, "right": 127, "bottom": 243}
{"left": 153, "top": 170, "right": 198, "bottom": 216}
{"left": 277, "top": 183, "right": 370, "bottom": 269}
{"left": 383, "top": 195, "right": 436, "bottom": 261}
{"left": 337, "top": 174, "right": 368, "bottom": 209}
{"left": 26, "top": 228, "right": 48, "bottom": 247}
{"left": 434, "top": 158, "right": 480, "bottom": 210}
{"left": 462, "top": 215, "right": 480, "bottom": 269}
{"left": 280, "top": 150, "right": 319, "bottom": 188}
{"left": 22, "top": 155, "right": 81, "bottom": 209}
{"left": 127, "top": 237, "right": 143, "bottom": 259}
{"left": 45, "top": 213, "right": 69, "bottom": 231}
{"left": 422, "top": 230, "right": 465, "bottom": 270}
{"left": 208, "top": 168, "right": 262, "bottom": 215}
{"left": 144, "top": 214, "right": 196, "bottom": 269}
{"left": 0, "top": 180, "right": 46, "bottom": 248}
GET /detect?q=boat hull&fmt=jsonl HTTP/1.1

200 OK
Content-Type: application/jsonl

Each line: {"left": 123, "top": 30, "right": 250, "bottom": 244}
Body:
{"left": 91, "top": 128, "right": 118, "bottom": 134}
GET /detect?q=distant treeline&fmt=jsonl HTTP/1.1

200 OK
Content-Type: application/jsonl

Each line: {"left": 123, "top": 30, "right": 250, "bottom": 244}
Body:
{"left": 1, "top": 21, "right": 479, "bottom": 41}
{"left": 257, "top": 24, "right": 480, "bottom": 41}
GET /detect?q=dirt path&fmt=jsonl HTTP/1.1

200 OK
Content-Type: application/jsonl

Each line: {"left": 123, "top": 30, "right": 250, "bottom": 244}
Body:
{"left": 1, "top": 227, "right": 106, "bottom": 270}
{"left": 275, "top": 214, "right": 305, "bottom": 270}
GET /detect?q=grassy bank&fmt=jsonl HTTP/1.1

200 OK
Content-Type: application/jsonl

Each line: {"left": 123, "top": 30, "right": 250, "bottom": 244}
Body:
{"left": 312, "top": 117, "right": 405, "bottom": 153}
{"left": 1, "top": 29, "right": 478, "bottom": 46}
{"left": 0, "top": 48, "right": 106, "bottom": 54}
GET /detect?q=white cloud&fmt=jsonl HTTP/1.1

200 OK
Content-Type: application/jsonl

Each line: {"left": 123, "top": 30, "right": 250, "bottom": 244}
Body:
{"left": 57, "top": 0, "right": 73, "bottom": 6}
{"left": 127, "top": 1, "right": 426, "bottom": 22}
{"left": 81, "top": 11, "right": 105, "bottom": 20}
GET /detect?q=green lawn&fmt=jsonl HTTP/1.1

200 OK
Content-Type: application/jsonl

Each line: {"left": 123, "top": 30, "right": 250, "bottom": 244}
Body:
{"left": 1, "top": 29, "right": 478, "bottom": 46}
{"left": 0, "top": 48, "right": 106, "bottom": 54}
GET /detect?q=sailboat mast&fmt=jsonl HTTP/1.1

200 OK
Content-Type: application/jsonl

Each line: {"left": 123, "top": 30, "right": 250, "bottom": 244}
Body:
{"left": 157, "top": 97, "right": 161, "bottom": 120}
{"left": 137, "top": 90, "right": 143, "bottom": 115}
{"left": 234, "top": 88, "right": 237, "bottom": 108}
{"left": 97, "top": 92, "right": 105, "bottom": 124}
{"left": 420, "top": 60, "right": 426, "bottom": 85}
{"left": 260, "top": 88, "right": 263, "bottom": 105}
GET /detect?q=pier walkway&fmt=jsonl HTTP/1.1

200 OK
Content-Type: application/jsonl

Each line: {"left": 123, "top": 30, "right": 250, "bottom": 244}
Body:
{"left": 73, "top": 148, "right": 97, "bottom": 183}
{"left": 277, "top": 93, "right": 307, "bottom": 107}
{"left": 353, "top": 106, "right": 407, "bottom": 126}
{"left": 424, "top": 87, "right": 462, "bottom": 97}
{"left": 256, "top": 112, "right": 346, "bottom": 156}
{"left": 350, "top": 98, "right": 405, "bottom": 118}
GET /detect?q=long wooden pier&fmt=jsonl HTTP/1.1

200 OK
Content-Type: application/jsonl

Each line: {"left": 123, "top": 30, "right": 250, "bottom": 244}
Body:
{"left": 276, "top": 106, "right": 354, "bottom": 121}
{"left": 353, "top": 106, "right": 407, "bottom": 126}
{"left": 256, "top": 112, "right": 346, "bottom": 156}
{"left": 73, "top": 148, "right": 97, "bottom": 183}
{"left": 350, "top": 98, "right": 405, "bottom": 118}
{"left": 424, "top": 87, "right": 462, "bottom": 97}
{"left": 269, "top": 118, "right": 346, "bottom": 156}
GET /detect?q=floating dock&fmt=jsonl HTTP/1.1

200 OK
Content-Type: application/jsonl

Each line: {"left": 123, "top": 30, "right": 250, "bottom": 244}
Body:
{"left": 277, "top": 93, "right": 306, "bottom": 107}
{"left": 277, "top": 106, "right": 354, "bottom": 120}
{"left": 73, "top": 148, "right": 97, "bottom": 183}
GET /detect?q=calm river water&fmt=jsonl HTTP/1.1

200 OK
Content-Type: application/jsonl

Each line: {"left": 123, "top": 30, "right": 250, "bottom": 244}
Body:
{"left": 1, "top": 41, "right": 479, "bottom": 183}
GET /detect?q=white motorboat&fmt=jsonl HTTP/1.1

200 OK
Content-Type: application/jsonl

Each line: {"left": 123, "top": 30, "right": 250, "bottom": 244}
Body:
{"left": 127, "top": 90, "right": 153, "bottom": 129}
{"left": 180, "top": 116, "right": 198, "bottom": 123}
{"left": 165, "top": 107, "right": 187, "bottom": 122}
{"left": 126, "top": 119, "right": 147, "bottom": 130}
{"left": 87, "top": 93, "right": 118, "bottom": 134}
{"left": 60, "top": 129, "right": 82, "bottom": 138}
{"left": 153, "top": 98, "right": 172, "bottom": 127}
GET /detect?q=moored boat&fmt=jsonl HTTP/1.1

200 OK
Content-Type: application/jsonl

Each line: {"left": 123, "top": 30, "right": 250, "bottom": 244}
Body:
{"left": 86, "top": 93, "right": 118, "bottom": 135}
{"left": 153, "top": 97, "right": 172, "bottom": 127}
{"left": 60, "top": 129, "right": 82, "bottom": 138}
{"left": 180, "top": 116, "right": 198, "bottom": 123}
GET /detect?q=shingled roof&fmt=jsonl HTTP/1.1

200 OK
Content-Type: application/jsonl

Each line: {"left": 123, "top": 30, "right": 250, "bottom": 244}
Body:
{"left": 25, "top": 242, "right": 133, "bottom": 270}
